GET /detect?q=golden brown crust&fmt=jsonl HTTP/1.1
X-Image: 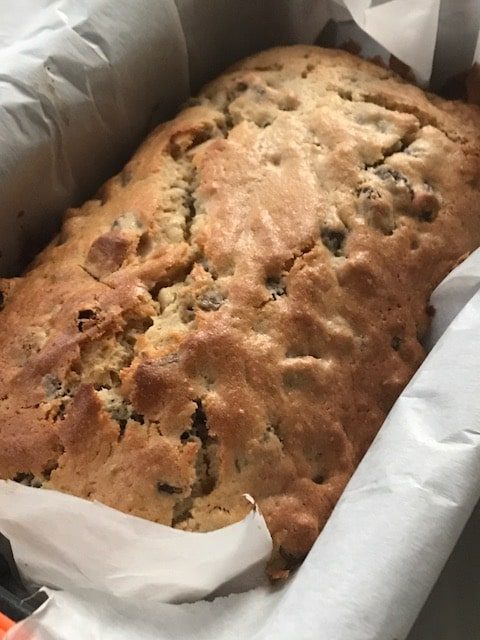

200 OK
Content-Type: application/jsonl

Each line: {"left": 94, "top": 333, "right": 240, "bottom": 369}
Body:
{"left": 2, "top": 45, "right": 480, "bottom": 576}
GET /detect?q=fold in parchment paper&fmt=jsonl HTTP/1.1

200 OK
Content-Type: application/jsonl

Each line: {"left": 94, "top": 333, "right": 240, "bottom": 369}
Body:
{"left": 2, "top": 2, "right": 480, "bottom": 639}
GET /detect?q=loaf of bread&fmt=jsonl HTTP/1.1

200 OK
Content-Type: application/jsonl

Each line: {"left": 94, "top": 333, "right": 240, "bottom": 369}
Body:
{"left": 1, "top": 46, "right": 480, "bottom": 577}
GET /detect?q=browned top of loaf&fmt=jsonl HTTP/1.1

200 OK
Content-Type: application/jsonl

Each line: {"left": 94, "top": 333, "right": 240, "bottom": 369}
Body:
{"left": 1, "top": 46, "right": 480, "bottom": 577}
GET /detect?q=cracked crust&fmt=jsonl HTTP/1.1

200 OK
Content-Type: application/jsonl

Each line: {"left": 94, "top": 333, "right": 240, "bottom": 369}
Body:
{"left": 2, "top": 46, "right": 480, "bottom": 577}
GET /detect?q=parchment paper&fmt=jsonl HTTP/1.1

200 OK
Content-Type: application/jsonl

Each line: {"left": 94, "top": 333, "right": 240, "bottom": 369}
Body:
{"left": 1, "top": 2, "right": 480, "bottom": 639}
{"left": 0, "top": 489, "right": 271, "bottom": 606}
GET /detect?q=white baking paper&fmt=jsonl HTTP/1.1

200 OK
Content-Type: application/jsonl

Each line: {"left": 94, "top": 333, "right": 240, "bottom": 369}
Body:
{"left": 2, "top": 2, "right": 480, "bottom": 639}
{"left": 0, "top": 487, "right": 271, "bottom": 605}
{"left": 342, "top": 0, "right": 441, "bottom": 82}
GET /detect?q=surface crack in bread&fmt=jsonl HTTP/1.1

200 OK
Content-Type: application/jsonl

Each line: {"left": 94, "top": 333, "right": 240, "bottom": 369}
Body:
{"left": 1, "top": 45, "right": 480, "bottom": 578}
{"left": 331, "top": 85, "right": 473, "bottom": 148}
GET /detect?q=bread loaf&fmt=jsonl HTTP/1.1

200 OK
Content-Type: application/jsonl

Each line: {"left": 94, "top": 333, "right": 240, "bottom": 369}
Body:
{"left": 1, "top": 46, "right": 480, "bottom": 577}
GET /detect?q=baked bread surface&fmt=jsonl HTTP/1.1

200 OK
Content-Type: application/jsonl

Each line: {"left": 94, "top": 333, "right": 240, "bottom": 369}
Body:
{"left": 1, "top": 46, "right": 480, "bottom": 576}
